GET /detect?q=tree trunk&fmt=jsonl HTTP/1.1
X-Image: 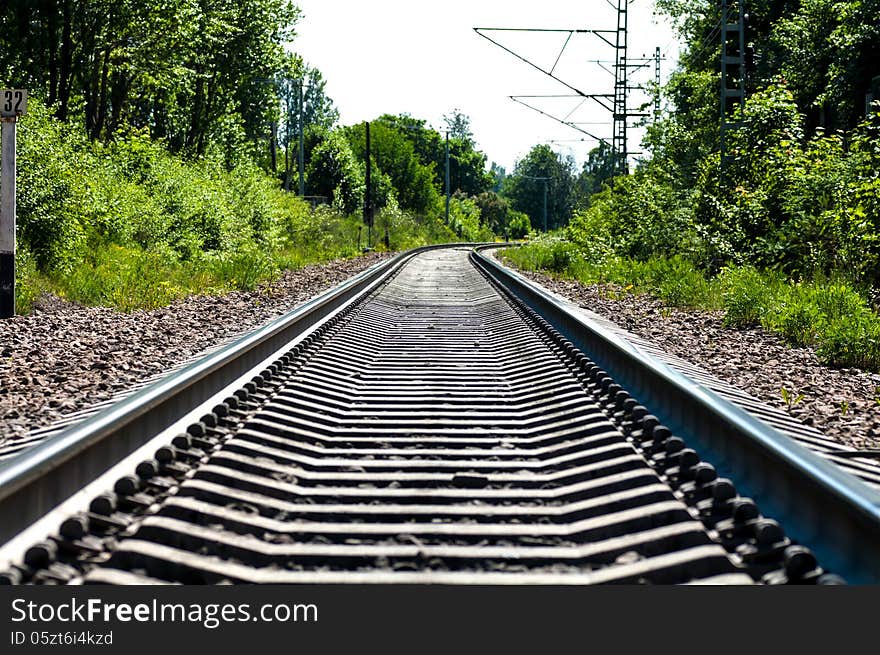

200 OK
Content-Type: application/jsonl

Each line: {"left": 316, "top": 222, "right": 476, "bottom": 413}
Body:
{"left": 186, "top": 73, "right": 204, "bottom": 152}
{"left": 46, "top": 0, "right": 59, "bottom": 104}
{"left": 57, "top": 0, "right": 73, "bottom": 121}
{"left": 109, "top": 70, "right": 129, "bottom": 135}
{"left": 91, "top": 46, "right": 111, "bottom": 139}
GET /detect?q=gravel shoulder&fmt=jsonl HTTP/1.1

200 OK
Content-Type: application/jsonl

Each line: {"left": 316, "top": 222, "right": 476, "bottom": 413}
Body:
{"left": 497, "top": 256, "right": 880, "bottom": 452}
{"left": 0, "top": 252, "right": 392, "bottom": 446}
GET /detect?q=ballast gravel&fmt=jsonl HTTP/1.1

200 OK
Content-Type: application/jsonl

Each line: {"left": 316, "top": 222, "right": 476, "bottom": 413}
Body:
{"left": 499, "top": 260, "right": 880, "bottom": 453}
{"left": 0, "top": 252, "right": 391, "bottom": 447}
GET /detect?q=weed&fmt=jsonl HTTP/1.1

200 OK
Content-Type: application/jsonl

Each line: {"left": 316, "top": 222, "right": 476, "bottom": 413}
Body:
{"left": 774, "top": 300, "right": 821, "bottom": 346}
{"left": 780, "top": 386, "right": 805, "bottom": 411}
{"left": 719, "top": 266, "right": 779, "bottom": 327}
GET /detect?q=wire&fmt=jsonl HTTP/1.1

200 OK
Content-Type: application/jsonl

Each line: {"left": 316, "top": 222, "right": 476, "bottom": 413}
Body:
{"left": 686, "top": 5, "right": 733, "bottom": 65}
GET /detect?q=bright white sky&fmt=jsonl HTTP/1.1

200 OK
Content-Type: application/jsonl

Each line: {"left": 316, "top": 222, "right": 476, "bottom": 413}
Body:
{"left": 291, "top": 1, "right": 681, "bottom": 172}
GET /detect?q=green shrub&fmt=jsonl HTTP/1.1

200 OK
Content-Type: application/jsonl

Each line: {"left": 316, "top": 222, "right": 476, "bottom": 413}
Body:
{"left": 654, "top": 258, "right": 715, "bottom": 307}
{"left": 15, "top": 247, "right": 44, "bottom": 314}
{"left": 505, "top": 240, "right": 880, "bottom": 371}
{"left": 10, "top": 98, "right": 461, "bottom": 314}
{"left": 568, "top": 170, "right": 695, "bottom": 263}
{"left": 817, "top": 314, "right": 880, "bottom": 370}
{"left": 501, "top": 238, "right": 583, "bottom": 275}
{"left": 774, "top": 301, "right": 823, "bottom": 346}
{"left": 719, "top": 266, "right": 780, "bottom": 327}
{"left": 205, "top": 246, "right": 280, "bottom": 292}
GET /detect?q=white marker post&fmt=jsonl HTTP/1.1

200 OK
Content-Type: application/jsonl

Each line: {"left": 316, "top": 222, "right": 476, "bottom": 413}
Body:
{"left": 0, "top": 89, "right": 27, "bottom": 318}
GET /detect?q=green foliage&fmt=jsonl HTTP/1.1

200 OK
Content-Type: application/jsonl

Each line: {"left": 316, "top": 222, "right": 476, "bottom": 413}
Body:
{"left": 573, "top": 142, "right": 617, "bottom": 208}
{"left": 306, "top": 131, "right": 365, "bottom": 215}
{"left": 374, "top": 206, "right": 457, "bottom": 251}
{"left": 499, "top": 238, "right": 577, "bottom": 274}
{"left": 643, "top": 70, "right": 719, "bottom": 188}
{"left": 652, "top": 259, "right": 715, "bottom": 308}
{"left": 717, "top": 267, "right": 880, "bottom": 369}
{"left": 472, "top": 191, "right": 530, "bottom": 238}
{"left": 503, "top": 145, "right": 576, "bottom": 232}
{"left": 0, "top": 0, "right": 300, "bottom": 155}
{"left": 501, "top": 1, "right": 880, "bottom": 372}
{"left": 771, "top": 0, "right": 880, "bottom": 129}
{"left": 373, "top": 113, "right": 493, "bottom": 198}
{"left": 507, "top": 239, "right": 880, "bottom": 369}
{"left": 718, "top": 266, "right": 781, "bottom": 327}
{"left": 59, "top": 246, "right": 212, "bottom": 311}
{"left": 501, "top": 241, "right": 716, "bottom": 309}
{"left": 568, "top": 167, "right": 695, "bottom": 263}
{"left": 11, "top": 97, "right": 457, "bottom": 313}
{"left": 817, "top": 312, "right": 880, "bottom": 370}
{"left": 687, "top": 86, "right": 880, "bottom": 283}
{"left": 507, "top": 211, "right": 532, "bottom": 239}
{"left": 344, "top": 122, "right": 440, "bottom": 216}
{"left": 448, "top": 195, "right": 494, "bottom": 242}
{"left": 780, "top": 387, "right": 805, "bottom": 410}
{"left": 2, "top": 5, "right": 502, "bottom": 318}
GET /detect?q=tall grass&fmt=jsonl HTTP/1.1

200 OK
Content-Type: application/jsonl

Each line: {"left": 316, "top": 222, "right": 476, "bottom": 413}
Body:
{"left": 501, "top": 238, "right": 719, "bottom": 309}
{"left": 501, "top": 239, "right": 880, "bottom": 371}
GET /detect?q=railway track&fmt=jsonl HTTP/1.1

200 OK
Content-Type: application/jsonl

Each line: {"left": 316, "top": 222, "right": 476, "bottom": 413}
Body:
{"left": 1, "top": 245, "right": 879, "bottom": 584}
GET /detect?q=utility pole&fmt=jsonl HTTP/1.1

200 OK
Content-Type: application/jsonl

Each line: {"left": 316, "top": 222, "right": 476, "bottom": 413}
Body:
{"left": 298, "top": 77, "right": 305, "bottom": 196}
{"left": 720, "top": 0, "right": 746, "bottom": 175}
{"left": 444, "top": 131, "right": 450, "bottom": 224}
{"left": 612, "top": 0, "right": 629, "bottom": 176}
{"left": 542, "top": 180, "right": 548, "bottom": 232}
{"left": 1, "top": 89, "right": 26, "bottom": 319}
{"left": 476, "top": 18, "right": 656, "bottom": 179}
{"left": 283, "top": 85, "right": 291, "bottom": 192}
{"left": 269, "top": 122, "right": 277, "bottom": 173}
{"left": 364, "top": 121, "right": 373, "bottom": 249}
{"left": 654, "top": 46, "right": 662, "bottom": 120}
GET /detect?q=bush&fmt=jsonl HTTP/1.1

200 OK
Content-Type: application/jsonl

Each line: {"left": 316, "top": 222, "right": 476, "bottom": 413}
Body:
{"left": 654, "top": 258, "right": 715, "bottom": 307}
{"left": 501, "top": 238, "right": 582, "bottom": 275}
{"left": 775, "top": 301, "right": 823, "bottom": 346}
{"left": 568, "top": 169, "right": 695, "bottom": 262}
{"left": 817, "top": 314, "right": 880, "bottom": 370}
{"left": 505, "top": 240, "right": 880, "bottom": 370}
{"left": 719, "top": 266, "right": 781, "bottom": 327}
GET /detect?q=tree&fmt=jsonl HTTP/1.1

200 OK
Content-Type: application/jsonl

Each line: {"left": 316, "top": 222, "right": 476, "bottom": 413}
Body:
{"left": 305, "top": 130, "right": 364, "bottom": 215}
{"left": 443, "top": 109, "right": 474, "bottom": 143}
{"left": 574, "top": 142, "right": 617, "bottom": 208}
{"left": 277, "top": 56, "right": 339, "bottom": 188}
{"left": 373, "top": 113, "right": 493, "bottom": 197}
{"left": 489, "top": 162, "right": 506, "bottom": 193}
{"left": 0, "top": 0, "right": 300, "bottom": 155}
{"left": 502, "top": 145, "right": 576, "bottom": 231}
{"left": 472, "top": 191, "right": 530, "bottom": 237}
{"left": 345, "top": 121, "right": 440, "bottom": 215}
{"left": 643, "top": 70, "right": 719, "bottom": 190}
{"left": 447, "top": 138, "right": 494, "bottom": 197}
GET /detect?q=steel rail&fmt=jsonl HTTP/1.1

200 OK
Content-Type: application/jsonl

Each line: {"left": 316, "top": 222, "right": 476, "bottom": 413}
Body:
{"left": 472, "top": 246, "right": 880, "bottom": 583}
{"left": 0, "top": 244, "right": 470, "bottom": 546}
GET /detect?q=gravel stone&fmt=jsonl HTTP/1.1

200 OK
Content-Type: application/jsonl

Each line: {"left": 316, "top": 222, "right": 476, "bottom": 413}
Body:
{"left": 0, "top": 252, "right": 391, "bottom": 447}
{"left": 499, "top": 257, "right": 880, "bottom": 452}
